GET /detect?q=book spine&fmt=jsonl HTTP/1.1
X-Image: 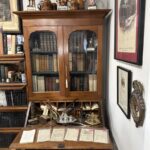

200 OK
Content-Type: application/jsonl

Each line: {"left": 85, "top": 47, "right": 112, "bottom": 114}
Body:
{"left": 11, "top": 35, "right": 16, "bottom": 54}
{"left": 0, "top": 28, "right": 3, "bottom": 55}
{"left": 89, "top": 74, "right": 93, "bottom": 91}
{"left": 7, "top": 34, "right": 12, "bottom": 54}
{"left": 3, "top": 34, "right": 7, "bottom": 54}
{"left": 53, "top": 54, "right": 58, "bottom": 72}
{"left": 1, "top": 65, "right": 5, "bottom": 82}
{"left": 32, "top": 75, "right": 38, "bottom": 92}
{"left": 37, "top": 76, "right": 45, "bottom": 92}
{"left": 69, "top": 53, "right": 72, "bottom": 71}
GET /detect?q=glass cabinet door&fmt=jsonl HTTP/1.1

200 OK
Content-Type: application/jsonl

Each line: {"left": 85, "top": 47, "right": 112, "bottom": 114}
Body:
{"left": 68, "top": 30, "right": 97, "bottom": 92}
{"left": 29, "top": 31, "right": 59, "bottom": 92}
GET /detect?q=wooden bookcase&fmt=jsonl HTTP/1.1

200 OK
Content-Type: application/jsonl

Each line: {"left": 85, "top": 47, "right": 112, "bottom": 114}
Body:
{"left": 0, "top": 53, "right": 28, "bottom": 148}
{"left": 14, "top": 9, "right": 111, "bottom": 130}
{"left": 14, "top": 10, "right": 111, "bottom": 101}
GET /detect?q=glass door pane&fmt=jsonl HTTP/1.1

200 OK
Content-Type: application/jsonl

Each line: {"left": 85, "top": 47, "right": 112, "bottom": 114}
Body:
{"left": 68, "top": 30, "right": 97, "bottom": 91}
{"left": 29, "top": 31, "right": 59, "bottom": 92}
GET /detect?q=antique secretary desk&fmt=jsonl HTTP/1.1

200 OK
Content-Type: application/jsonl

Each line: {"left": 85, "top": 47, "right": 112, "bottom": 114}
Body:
{"left": 10, "top": 9, "right": 113, "bottom": 150}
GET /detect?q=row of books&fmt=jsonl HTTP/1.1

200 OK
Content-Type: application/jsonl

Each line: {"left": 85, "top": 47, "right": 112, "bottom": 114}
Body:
{"left": 5, "top": 90, "right": 27, "bottom": 106}
{"left": 20, "top": 127, "right": 109, "bottom": 144}
{"left": 0, "top": 112, "right": 26, "bottom": 127}
{"left": 30, "top": 32, "right": 57, "bottom": 52}
{"left": 31, "top": 54, "right": 58, "bottom": 73}
{"left": 0, "top": 90, "right": 27, "bottom": 107}
{"left": 69, "top": 52, "right": 97, "bottom": 72}
{"left": 32, "top": 75, "right": 59, "bottom": 92}
{"left": 69, "top": 31, "right": 97, "bottom": 52}
{"left": 70, "top": 74, "right": 97, "bottom": 91}
{"left": 3, "top": 34, "right": 24, "bottom": 54}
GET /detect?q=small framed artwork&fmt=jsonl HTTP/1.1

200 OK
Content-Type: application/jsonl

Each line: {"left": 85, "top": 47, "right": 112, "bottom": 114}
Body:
{"left": 117, "top": 66, "right": 132, "bottom": 118}
{"left": 115, "top": 0, "right": 146, "bottom": 65}
{"left": 0, "top": 0, "right": 22, "bottom": 33}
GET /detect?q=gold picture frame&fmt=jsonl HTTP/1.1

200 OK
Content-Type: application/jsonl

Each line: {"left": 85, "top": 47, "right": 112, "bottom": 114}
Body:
{"left": 0, "top": 0, "right": 21, "bottom": 33}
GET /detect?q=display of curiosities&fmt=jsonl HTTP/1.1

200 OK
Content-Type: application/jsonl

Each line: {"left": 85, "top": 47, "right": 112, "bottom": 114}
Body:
{"left": 27, "top": 101, "right": 101, "bottom": 126}
{"left": 27, "top": 0, "right": 108, "bottom": 11}
{"left": 57, "top": 0, "right": 84, "bottom": 10}
{"left": 37, "top": 0, "right": 85, "bottom": 10}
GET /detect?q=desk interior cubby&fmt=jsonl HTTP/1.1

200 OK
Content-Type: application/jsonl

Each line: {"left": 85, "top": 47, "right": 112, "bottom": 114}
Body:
{"left": 26, "top": 100, "right": 105, "bottom": 128}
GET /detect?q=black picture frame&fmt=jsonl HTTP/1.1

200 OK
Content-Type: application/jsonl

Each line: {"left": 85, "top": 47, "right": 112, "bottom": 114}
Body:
{"left": 0, "top": 0, "right": 22, "bottom": 33}
{"left": 114, "top": 0, "right": 146, "bottom": 65}
{"left": 117, "top": 66, "right": 132, "bottom": 118}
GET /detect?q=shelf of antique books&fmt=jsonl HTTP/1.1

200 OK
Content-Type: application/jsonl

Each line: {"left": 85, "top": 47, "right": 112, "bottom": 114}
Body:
{"left": 68, "top": 30, "right": 97, "bottom": 92}
{"left": 0, "top": 110, "right": 26, "bottom": 128}
{"left": 30, "top": 31, "right": 59, "bottom": 92}
{"left": 0, "top": 89, "right": 28, "bottom": 148}
{"left": 26, "top": 100, "right": 104, "bottom": 128}
{"left": 0, "top": 89, "right": 27, "bottom": 122}
{"left": 0, "top": 90, "right": 28, "bottom": 110}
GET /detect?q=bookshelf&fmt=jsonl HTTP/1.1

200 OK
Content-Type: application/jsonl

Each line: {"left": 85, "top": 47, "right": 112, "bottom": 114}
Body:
{"left": 0, "top": 32, "right": 27, "bottom": 148}
{"left": 14, "top": 9, "right": 111, "bottom": 134}
{"left": 0, "top": 54, "right": 24, "bottom": 64}
{"left": 15, "top": 10, "right": 111, "bottom": 101}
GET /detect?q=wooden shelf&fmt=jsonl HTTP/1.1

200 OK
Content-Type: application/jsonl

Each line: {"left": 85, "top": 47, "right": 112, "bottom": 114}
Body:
{"left": 0, "top": 83, "right": 26, "bottom": 90}
{"left": 0, "top": 106, "right": 28, "bottom": 112}
{"left": 70, "top": 71, "right": 97, "bottom": 75}
{"left": 31, "top": 51, "right": 57, "bottom": 54}
{"left": 0, "top": 54, "right": 24, "bottom": 64}
{"left": 32, "top": 72, "right": 59, "bottom": 75}
{"left": 0, "top": 127, "right": 21, "bottom": 133}
{"left": 14, "top": 9, "right": 111, "bottom": 19}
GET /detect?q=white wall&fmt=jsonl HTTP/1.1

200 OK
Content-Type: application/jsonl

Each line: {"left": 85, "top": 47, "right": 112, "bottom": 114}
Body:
{"left": 108, "top": 0, "right": 150, "bottom": 150}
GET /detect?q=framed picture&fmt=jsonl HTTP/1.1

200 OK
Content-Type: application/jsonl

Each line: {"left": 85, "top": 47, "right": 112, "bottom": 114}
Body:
{"left": 0, "top": 0, "right": 22, "bottom": 33}
{"left": 115, "top": 0, "right": 146, "bottom": 65}
{"left": 117, "top": 66, "right": 132, "bottom": 118}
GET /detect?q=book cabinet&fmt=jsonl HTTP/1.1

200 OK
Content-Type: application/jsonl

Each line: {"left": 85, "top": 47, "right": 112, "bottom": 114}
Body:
{"left": 14, "top": 10, "right": 111, "bottom": 128}
{"left": 0, "top": 26, "right": 28, "bottom": 149}
{"left": 0, "top": 54, "right": 28, "bottom": 148}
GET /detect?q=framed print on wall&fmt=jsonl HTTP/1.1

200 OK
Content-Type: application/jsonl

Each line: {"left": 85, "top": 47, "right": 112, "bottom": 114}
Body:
{"left": 117, "top": 66, "right": 132, "bottom": 119}
{"left": 115, "top": 0, "right": 146, "bottom": 65}
{"left": 0, "top": 0, "right": 22, "bottom": 33}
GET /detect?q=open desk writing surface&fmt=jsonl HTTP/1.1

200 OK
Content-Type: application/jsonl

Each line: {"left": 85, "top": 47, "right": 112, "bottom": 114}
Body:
{"left": 10, "top": 127, "right": 113, "bottom": 150}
